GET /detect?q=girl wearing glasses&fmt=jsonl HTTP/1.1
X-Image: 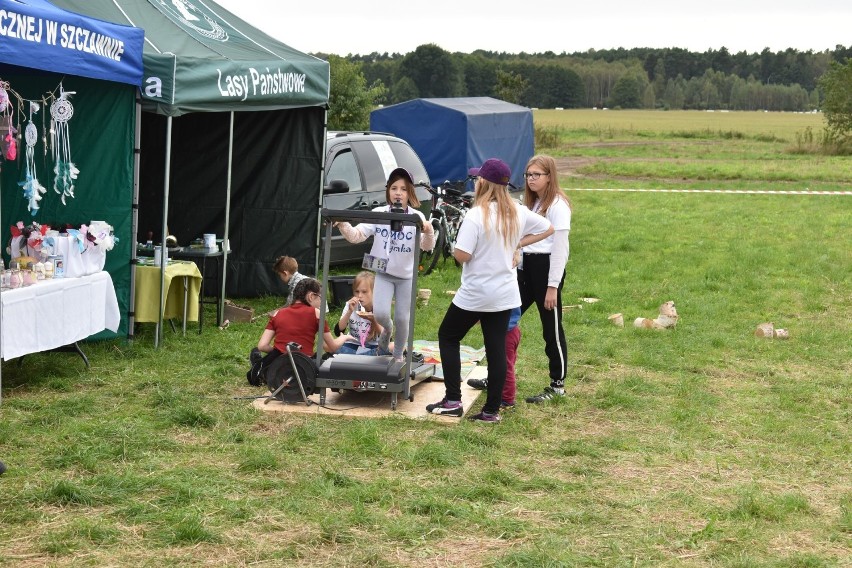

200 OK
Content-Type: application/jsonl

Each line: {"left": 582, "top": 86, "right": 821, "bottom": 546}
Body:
{"left": 247, "top": 277, "right": 345, "bottom": 385}
{"left": 518, "top": 154, "right": 572, "bottom": 404}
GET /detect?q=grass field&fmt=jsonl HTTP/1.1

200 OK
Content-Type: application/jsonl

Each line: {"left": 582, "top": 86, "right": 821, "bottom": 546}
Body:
{"left": 0, "top": 111, "right": 849, "bottom": 567}
{"left": 534, "top": 110, "right": 852, "bottom": 194}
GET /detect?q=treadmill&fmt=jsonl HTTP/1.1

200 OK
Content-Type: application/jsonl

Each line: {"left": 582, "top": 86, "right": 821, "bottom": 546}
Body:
{"left": 314, "top": 208, "right": 436, "bottom": 410}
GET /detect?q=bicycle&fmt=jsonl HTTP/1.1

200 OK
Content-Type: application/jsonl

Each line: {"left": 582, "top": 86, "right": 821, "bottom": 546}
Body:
{"left": 417, "top": 177, "right": 475, "bottom": 275}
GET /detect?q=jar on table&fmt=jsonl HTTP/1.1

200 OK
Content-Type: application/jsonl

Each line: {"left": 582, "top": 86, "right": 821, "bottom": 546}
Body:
{"left": 9, "top": 268, "right": 22, "bottom": 289}
{"left": 22, "top": 269, "right": 36, "bottom": 287}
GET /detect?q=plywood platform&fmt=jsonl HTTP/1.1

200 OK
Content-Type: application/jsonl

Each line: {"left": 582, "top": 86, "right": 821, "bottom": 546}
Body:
{"left": 252, "top": 366, "right": 486, "bottom": 421}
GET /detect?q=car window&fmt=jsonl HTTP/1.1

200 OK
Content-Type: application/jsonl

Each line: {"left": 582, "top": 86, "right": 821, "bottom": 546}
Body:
{"left": 325, "top": 148, "right": 362, "bottom": 192}
{"left": 388, "top": 142, "right": 429, "bottom": 185}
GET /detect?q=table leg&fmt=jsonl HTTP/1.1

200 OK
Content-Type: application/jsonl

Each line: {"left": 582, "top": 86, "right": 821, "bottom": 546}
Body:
{"left": 182, "top": 276, "right": 188, "bottom": 336}
{"left": 198, "top": 257, "right": 206, "bottom": 334}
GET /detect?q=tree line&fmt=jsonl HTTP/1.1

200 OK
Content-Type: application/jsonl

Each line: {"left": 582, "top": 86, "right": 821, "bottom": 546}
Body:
{"left": 325, "top": 44, "right": 852, "bottom": 112}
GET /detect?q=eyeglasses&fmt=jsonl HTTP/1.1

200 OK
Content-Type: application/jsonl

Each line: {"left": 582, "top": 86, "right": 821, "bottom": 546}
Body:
{"left": 524, "top": 172, "right": 548, "bottom": 180}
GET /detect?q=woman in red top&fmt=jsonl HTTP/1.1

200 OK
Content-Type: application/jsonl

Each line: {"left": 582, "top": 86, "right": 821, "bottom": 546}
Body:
{"left": 250, "top": 278, "right": 346, "bottom": 383}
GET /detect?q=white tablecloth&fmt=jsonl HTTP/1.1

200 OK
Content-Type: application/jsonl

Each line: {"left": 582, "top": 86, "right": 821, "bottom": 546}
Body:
{"left": 0, "top": 271, "right": 120, "bottom": 360}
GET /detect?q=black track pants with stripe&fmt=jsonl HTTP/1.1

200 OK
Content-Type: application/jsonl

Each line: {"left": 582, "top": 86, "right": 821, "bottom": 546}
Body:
{"left": 517, "top": 254, "right": 567, "bottom": 387}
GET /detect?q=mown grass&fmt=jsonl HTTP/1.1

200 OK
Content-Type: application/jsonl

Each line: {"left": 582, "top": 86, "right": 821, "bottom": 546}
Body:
{"left": 0, "top": 110, "right": 850, "bottom": 566}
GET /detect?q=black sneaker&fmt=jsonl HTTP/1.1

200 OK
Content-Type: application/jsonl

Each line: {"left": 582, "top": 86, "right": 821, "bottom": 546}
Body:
{"left": 525, "top": 386, "right": 565, "bottom": 404}
{"left": 425, "top": 398, "right": 463, "bottom": 417}
{"left": 469, "top": 410, "right": 501, "bottom": 423}
{"left": 467, "top": 377, "right": 488, "bottom": 390}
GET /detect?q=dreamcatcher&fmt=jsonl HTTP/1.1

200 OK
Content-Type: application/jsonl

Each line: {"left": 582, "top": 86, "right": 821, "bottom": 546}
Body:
{"left": 51, "top": 84, "right": 78, "bottom": 204}
{"left": 18, "top": 101, "right": 47, "bottom": 215}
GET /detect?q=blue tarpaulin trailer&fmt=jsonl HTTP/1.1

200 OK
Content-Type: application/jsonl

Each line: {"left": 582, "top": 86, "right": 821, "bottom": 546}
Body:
{"left": 370, "top": 97, "right": 534, "bottom": 190}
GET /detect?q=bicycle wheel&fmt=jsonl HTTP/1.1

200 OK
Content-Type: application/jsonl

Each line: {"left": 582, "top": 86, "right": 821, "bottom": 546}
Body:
{"left": 444, "top": 211, "right": 466, "bottom": 266}
{"left": 419, "top": 218, "right": 444, "bottom": 276}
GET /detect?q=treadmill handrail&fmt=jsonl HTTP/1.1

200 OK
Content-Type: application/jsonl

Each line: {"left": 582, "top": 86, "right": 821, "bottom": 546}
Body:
{"left": 321, "top": 208, "right": 422, "bottom": 226}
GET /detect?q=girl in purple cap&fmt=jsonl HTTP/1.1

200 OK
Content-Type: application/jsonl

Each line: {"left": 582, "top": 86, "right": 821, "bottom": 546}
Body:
{"left": 427, "top": 158, "right": 554, "bottom": 422}
{"left": 334, "top": 168, "right": 435, "bottom": 361}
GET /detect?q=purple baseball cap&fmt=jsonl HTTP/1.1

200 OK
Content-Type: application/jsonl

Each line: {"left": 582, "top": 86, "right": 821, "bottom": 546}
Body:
{"left": 469, "top": 158, "right": 511, "bottom": 185}
{"left": 387, "top": 167, "right": 414, "bottom": 186}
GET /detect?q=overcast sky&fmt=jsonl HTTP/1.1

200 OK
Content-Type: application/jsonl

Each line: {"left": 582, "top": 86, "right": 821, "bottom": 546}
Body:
{"left": 212, "top": 0, "right": 850, "bottom": 56}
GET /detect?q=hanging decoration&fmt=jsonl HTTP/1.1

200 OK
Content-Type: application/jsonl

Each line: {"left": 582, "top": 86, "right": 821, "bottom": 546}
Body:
{"left": 18, "top": 101, "right": 47, "bottom": 215}
{"left": 51, "top": 84, "right": 79, "bottom": 205}
{"left": 0, "top": 81, "right": 16, "bottom": 161}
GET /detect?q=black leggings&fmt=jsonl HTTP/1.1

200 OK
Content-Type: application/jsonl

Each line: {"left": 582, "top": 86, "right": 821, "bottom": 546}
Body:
{"left": 518, "top": 254, "right": 567, "bottom": 387}
{"left": 438, "top": 303, "right": 510, "bottom": 414}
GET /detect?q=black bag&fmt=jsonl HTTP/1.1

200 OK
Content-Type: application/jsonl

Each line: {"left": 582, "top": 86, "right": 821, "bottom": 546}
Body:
{"left": 246, "top": 348, "right": 268, "bottom": 387}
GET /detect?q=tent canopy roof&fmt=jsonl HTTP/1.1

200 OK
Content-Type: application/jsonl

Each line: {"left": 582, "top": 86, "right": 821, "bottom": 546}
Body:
{"left": 0, "top": 0, "right": 144, "bottom": 85}
{"left": 414, "top": 97, "right": 532, "bottom": 116}
{"left": 49, "top": 0, "right": 329, "bottom": 115}
{"left": 370, "top": 97, "right": 534, "bottom": 189}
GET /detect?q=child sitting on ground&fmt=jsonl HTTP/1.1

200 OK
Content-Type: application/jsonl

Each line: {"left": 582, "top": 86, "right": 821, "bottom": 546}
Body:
{"left": 335, "top": 271, "right": 384, "bottom": 356}
{"left": 274, "top": 255, "right": 306, "bottom": 307}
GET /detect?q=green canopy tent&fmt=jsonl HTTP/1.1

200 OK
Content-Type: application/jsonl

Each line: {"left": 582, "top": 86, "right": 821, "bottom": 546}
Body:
{"left": 0, "top": 0, "right": 144, "bottom": 401}
{"left": 50, "top": 0, "right": 330, "bottom": 345}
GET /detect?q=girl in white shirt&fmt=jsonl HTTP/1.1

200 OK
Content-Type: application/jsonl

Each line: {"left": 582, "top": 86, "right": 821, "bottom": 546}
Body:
{"left": 517, "top": 154, "right": 572, "bottom": 403}
{"left": 426, "top": 158, "right": 553, "bottom": 422}
{"left": 335, "top": 168, "right": 435, "bottom": 361}
{"left": 335, "top": 271, "right": 382, "bottom": 355}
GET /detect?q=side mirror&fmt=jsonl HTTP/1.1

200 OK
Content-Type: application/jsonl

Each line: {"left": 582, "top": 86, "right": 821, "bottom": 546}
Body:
{"left": 323, "top": 179, "right": 349, "bottom": 195}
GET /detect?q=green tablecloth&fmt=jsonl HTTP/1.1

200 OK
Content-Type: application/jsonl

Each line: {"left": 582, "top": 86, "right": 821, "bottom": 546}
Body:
{"left": 134, "top": 261, "right": 202, "bottom": 323}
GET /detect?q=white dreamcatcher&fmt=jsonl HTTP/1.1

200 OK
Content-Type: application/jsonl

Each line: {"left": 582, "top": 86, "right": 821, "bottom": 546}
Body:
{"left": 51, "top": 84, "right": 79, "bottom": 204}
{"left": 18, "top": 101, "right": 47, "bottom": 215}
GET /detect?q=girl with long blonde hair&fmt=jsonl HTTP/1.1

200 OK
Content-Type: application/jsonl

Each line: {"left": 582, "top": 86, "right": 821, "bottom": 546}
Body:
{"left": 426, "top": 159, "right": 553, "bottom": 422}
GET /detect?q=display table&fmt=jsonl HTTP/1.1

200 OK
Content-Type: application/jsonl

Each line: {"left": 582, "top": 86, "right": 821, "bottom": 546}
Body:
{"left": 134, "top": 261, "right": 202, "bottom": 333}
{"left": 137, "top": 247, "right": 224, "bottom": 329}
{"left": 0, "top": 271, "right": 120, "bottom": 361}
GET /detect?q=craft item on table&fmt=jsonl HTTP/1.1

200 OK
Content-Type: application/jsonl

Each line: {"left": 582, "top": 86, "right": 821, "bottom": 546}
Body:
{"left": 9, "top": 268, "right": 22, "bottom": 289}
{"left": 53, "top": 255, "right": 65, "bottom": 278}
{"left": 87, "top": 221, "right": 117, "bottom": 251}
{"left": 50, "top": 85, "right": 79, "bottom": 205}
{"left": 9, "top": 221, "right": 48, "bottom": 260}
{"left": 18, "top": 101, "right": 47, "bottom": 215}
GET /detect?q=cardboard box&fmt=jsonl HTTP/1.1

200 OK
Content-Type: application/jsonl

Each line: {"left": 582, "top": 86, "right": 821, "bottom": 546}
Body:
{"left": 224, "top": 301, "right": 254, "bottom": 323}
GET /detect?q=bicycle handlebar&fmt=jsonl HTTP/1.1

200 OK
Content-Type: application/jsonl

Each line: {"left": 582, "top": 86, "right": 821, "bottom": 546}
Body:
{"left": 416, "top": 177, "right": 473, "bottom": 198}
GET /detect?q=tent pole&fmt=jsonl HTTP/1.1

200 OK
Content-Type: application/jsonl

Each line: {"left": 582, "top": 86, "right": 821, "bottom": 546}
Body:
{"left": 314, "top": 107, "right": 329, "bottom": 273}
{"left": 128, "top": 93, "right": 142, "bottom": 340}
{"left": 157, "top": 116, "right": 173, "bottom": 348}
{"left": 219, "top": 112, "right": 234, "bottom": 326}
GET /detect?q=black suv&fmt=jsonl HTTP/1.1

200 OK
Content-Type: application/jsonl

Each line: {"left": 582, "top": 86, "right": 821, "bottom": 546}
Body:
{"left": 322, "top": 131, "right": 431, "bottom": 264}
